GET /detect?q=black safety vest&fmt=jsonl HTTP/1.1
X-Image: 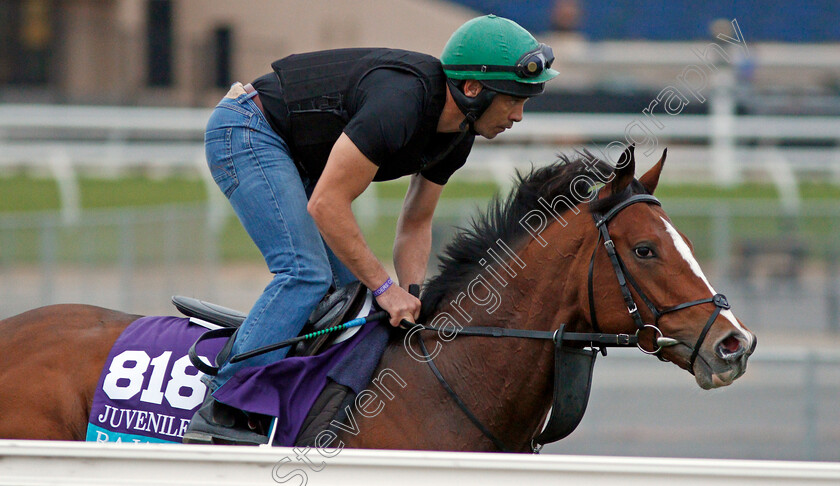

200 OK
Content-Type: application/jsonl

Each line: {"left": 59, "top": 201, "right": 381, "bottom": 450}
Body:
{"left": 270, "top": 48, "right": 459, "bottom": 180}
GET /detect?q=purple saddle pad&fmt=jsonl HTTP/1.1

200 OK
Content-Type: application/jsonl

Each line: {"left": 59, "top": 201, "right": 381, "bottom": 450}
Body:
{"left": 86, "top": 316, "right": 225, "bottom": 443}
{"left": 86, "top": 305, "right": 389, "bottom": 445}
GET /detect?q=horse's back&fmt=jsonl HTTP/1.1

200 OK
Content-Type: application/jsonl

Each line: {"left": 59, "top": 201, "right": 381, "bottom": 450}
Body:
{"left": 0, "top": 304, "right": 140, "bottom": 440}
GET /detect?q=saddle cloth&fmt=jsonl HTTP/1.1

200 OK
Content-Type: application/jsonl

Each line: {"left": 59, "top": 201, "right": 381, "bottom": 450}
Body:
{"left": 86, "top": 306, "right": 389, "bottom": 445}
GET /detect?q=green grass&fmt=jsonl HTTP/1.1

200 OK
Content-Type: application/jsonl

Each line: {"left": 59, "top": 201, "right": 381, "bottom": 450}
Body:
{"left": 0, "top": 175, "right": 61, "bottom": 212}
{"left": 3, "top": 174, "right": 840, "bottom": 264}
{"left": 79, "top": 177, "right": 207, "bottom": 209}
{"left": 0, "top": 175, "right": 208, "bottom": 212}
{"left": 375, "top": 179, "right": 500, "bottom": 201}
{"left": 655, "top": 181, "right": 840, "bottom": 201}
{"left": 219, "top": 217, "right": 263, "bottom": 261}
{"left": 5, "top": 175, "right": 840, "bottom": 214}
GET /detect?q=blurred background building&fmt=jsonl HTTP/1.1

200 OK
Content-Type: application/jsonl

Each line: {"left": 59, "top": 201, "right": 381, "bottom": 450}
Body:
{"left": 3, "top": 0, "right": 839, "bottom": 109}
{"left": 1, "top": 0, "right": 839, "bottom": 462}
{"left": 0, "top": 0, "right": 476, "bottom": 106}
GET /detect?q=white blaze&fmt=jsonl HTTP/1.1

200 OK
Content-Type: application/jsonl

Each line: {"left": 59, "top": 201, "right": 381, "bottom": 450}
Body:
{"left": 660, "top": 217, "right": 754, "bottom": 347}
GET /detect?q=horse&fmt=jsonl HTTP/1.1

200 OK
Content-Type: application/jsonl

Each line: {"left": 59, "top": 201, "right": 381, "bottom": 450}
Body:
{"left": 0, "top": 146, "right": 756, "bottom": 452}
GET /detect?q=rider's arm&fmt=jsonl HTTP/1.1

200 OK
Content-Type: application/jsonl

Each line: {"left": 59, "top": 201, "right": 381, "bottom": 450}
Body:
{"left": 393, "top": 174, "right": 444, "bottom": 291}
{"left": 308, "top": 133, "right": 421, "bottom": 327}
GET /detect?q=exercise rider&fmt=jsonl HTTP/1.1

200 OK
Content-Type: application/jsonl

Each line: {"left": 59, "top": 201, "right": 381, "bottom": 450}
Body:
{"left": 184, "top": 14, "right": 559, "bottom": 445}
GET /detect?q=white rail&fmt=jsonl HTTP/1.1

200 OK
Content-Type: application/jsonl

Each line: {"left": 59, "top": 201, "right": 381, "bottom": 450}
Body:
{"left": 3, "top": 106, "right": 839, "bottom": 179}
{"left": 2, "top": 104, "right": 839, "bottom": 214}
{"left": 3, "top": 105, "right": 840, "bottom": 144}
{"left": 1, "top": 440, "right": 839, "bottom": 486}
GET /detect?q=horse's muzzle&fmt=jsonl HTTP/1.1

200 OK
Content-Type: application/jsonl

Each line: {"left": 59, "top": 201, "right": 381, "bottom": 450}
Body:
{"left": 715, "top": 332, "right": 750, "bottom": 361}
{"left": 696, "top": 331, "right": 755, "bottom": 389}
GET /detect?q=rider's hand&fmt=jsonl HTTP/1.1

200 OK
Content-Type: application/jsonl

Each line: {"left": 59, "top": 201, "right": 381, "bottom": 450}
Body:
{"left": 375, "top": 284, "right": 421, "bottom": 327}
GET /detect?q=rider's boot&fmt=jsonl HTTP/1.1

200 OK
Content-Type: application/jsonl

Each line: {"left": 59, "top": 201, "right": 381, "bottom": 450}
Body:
{"left": 182, "top": 334, "right": 270, "bottom": 446}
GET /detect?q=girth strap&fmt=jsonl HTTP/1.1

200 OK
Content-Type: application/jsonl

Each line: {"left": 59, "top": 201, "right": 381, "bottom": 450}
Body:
{"left": 410, "top": 321, "right": 632, "bottom": 453}
{"left": 418, "top": 337, "right": 510, "bottom": 452}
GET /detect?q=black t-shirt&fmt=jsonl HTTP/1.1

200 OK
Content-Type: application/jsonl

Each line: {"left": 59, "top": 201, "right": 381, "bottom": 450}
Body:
{"left": 252, "top": 68, "right": 473, "bottom": 185}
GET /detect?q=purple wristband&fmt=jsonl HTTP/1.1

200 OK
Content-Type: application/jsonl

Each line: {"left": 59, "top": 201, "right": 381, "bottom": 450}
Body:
{"left": 373, "top": 277, "right": 394, "bottom": 297}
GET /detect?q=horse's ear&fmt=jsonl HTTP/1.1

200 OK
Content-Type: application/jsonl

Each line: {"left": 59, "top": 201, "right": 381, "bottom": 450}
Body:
{"left": 639, "top": 148, "right": 667, "bottom": 195}
{"left": 608, "top": 145, "right": 635, "bottom": 195}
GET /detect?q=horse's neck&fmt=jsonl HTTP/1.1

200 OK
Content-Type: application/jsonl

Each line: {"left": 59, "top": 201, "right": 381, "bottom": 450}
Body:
{"left": 412, "top": 218, "right": 591, "bottom": 450}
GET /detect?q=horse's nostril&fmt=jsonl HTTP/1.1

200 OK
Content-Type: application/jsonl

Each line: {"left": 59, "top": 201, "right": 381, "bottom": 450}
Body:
{"left": 717, "top": 335, "right": 744, "bottom": 359}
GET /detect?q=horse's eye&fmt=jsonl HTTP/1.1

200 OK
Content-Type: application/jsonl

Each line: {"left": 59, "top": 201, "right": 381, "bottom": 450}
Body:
{"left": 634, "top": 246, "right": 655, "bottom": 259}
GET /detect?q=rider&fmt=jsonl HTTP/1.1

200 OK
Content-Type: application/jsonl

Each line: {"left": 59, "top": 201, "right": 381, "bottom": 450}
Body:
{"left": 185, "top": 14, "right": 559, "bottom": 444}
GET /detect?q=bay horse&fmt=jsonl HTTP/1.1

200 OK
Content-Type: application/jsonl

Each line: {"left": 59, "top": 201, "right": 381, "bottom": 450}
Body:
{"left": 0, "top": 147, "right": 755, "bottom": 452}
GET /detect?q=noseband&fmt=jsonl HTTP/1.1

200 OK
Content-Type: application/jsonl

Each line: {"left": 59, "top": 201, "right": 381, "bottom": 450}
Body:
{"left": 587, "top": 188, "right": 731, "bottom": 371}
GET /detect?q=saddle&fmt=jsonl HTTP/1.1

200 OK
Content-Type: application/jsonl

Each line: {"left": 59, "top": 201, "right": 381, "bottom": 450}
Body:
{"left": 173, "top": 280, "right": 368, "bottom": 357}
{"left": 175, "top": 280, "right": 388, "bottom": 446}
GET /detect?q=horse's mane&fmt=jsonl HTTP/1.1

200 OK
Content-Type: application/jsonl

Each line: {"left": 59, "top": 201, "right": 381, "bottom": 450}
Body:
{"left": 420, "top": 150, "right": 638, "bottom": 320}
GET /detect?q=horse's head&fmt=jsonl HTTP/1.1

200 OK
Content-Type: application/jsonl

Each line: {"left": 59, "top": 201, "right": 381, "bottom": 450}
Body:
{"left": 586, "top": 146, "right": 756, "bottom": 389}
{"left": 422, "top": 146, "right": 756, "bottom": 390}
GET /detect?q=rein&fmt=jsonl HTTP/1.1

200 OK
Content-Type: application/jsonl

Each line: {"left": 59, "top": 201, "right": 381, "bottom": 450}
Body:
{"left": 412, "top": 188, "right": 731, "bottom": 453}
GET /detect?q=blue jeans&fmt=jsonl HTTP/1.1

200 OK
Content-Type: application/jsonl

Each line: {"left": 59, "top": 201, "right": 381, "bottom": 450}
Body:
{"left": 204, "top": 84, "right": 357, "bottom": 391}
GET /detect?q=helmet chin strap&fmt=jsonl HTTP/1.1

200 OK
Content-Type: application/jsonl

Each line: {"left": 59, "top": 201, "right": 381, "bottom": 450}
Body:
{"left": 447, "top": 79, "right": 496, "bottom": 134}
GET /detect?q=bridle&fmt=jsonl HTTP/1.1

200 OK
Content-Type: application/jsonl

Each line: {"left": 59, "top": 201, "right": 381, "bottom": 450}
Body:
{"left": 587, "top": 187, "right": 731, "bottom": 371}
{"left": 409, "top": 187, "right": 732, "bottom": 452}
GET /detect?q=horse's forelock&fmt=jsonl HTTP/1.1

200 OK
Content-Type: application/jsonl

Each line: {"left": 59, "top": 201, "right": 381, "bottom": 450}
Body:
{"left": 589, "top": 179, "right": 649, "bottom": 215}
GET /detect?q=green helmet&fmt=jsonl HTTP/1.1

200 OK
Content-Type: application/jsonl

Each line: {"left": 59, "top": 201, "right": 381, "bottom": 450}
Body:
{"left": 441, "top": 14, "right": 558, "bottom": 98}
